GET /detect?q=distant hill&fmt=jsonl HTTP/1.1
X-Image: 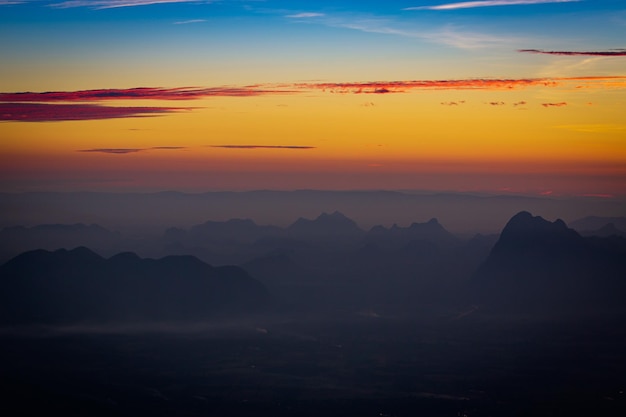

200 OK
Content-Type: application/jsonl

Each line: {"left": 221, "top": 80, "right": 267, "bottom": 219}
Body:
{"left": 569, "top": 216, "right": 626, "bottom": 234}
{"left": 287, "top": 211, "right": 364, "bottom": 239}
{"left": 576, "top": 223, "right": 626, "bottom": 238}
{"left": 0, "top": 223, "right": 121, "bottom": 263}
{"left": 471, "top": 211, "right": 626, "bottom": 315}
{"left": 367, "top": 218, "right": 458, "bottom": 247}
{"left": 180, "top": 218, "right": 284, "bottom": 244}
{"left": 0, "top": 247, "right": 270, "bottom": 324}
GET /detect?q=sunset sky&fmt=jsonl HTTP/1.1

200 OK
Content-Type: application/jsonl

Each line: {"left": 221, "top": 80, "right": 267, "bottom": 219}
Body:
{"left": 1, "top": 0, "right": 625, "bottom": 195}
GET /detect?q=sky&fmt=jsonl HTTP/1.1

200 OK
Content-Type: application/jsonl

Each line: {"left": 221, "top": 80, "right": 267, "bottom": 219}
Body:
{"left": 1, "top": 0, "right": 625, "bottom": 196}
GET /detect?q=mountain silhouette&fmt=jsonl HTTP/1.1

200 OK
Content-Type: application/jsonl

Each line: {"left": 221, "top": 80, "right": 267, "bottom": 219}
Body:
{"left": 181, "top": 218, "right": 283, "bottom": 243}
{"left": 287, "top": 211, "right": 364, "bottom": 238}
{"left": 577, "top": 222, "right": 626, "bottom": 238}
{"left": 0, "top": 223, "right": 121, "bottom": 263}
{"left": 471, "top": 211, "right": 626, "bottom": 314}
{"left": 0, "top": 247, "right": 270, "bottom": 324}
{"left": 569, "top": 216, "right": 626, "bottom": 234}
{"left": 367, "top": 218, "right": 458, "bottom": 247}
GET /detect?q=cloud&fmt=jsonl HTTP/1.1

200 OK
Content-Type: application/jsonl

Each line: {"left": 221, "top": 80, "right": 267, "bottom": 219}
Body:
{"left": 210, "top": 145, "right": 316, "bottom": 150}
{"left": 405, "top": 0, "right": 580, "bottom": 11}
{"left": 513, "top": 101, "right": 527, "bottom": 106}
{"left": 78, "top": 146, "right": 187, "bottom": 154}
{"left": 286, "top": 13, "right": 324, "bottom": 19}
{"left": 50, "top": 1, "right": 205, "bottom": 10}
{"left": 302, "top": 78, "right": 559, "bottom": 94}
{"left": 174, "top": 19, "right": 207, "bottom": 25}
{"left": 150, "top": 146, "right": 186, "bottom": 150}
{"left": 489, "top": 101, "right": 506, "bottom": 106}
{"left": 542, "top": 102, "right": 567, "bottom": 107}
{"left": 0, "top": 86, "right": 286, "bottom": 102}
{"left": 78, "top": 148, "right": 144, "bottom": 154}
{"left": 0, "top": 103, "right": 187, "bottom": 122}
{"left": 441, "top": 101, "right": 466, "bottom": 105}
{"left": 519, "top": 48, "right": 626, "bottom": 57}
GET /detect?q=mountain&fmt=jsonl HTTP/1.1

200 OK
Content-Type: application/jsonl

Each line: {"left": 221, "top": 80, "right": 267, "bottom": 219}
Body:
{"left": 577, "top": 222, "right": 626, "bottom": 238}
{"left": 569, "top": 216, "right": 626, "bottom": 234}
{"left": 181, "top": 218, "right": 284, "bottom": 244}
{"left": 0, "top": 223, "right": 121, "bottom": 263}
{"left": 366, "top": 218, "right": 458, "bottom": 247}
{"left": 287, "top": 211, "right": 364, "bottom": 239}
{"left": 471, "top": 211, "right": 626, "bottom": 314}
{"left": 0, "top": 247, "right": 270, "bottom": 324}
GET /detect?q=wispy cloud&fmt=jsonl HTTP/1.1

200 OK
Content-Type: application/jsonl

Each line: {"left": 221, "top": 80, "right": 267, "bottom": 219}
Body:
{"left": 301, "top": 78, "right": 559, "bottom": 94}
{"left": 78, "top": 148, "right": 143, "bottom": 154}
{"left": 320, "top": 15, "right": 519, "bottom": 49}
{"left": 285, "top": 12, "right": 324, "bottom": 19}
{"left": 78, "top": 146, "right": 187, "bottom": 154}
{"left": 0, "top": 86, "right": 287, "bottom": 102}
{"left": 542, "top": 102, "right": 567, "bottom": 107}
{"left": 0, "top": 1, "right": 28, "bottom": 5}
{"left": 519, "top": 48, "right": 626, "bottom": 56}
{"left": 174, "top": 19, "right": 207, "bottom": 25}
{"left": 488, "top": 101, "right": 506, "bottom": 105}
{"left": 0, "top": 103, "right": 187, "bottom": 122}
{"left": 441, "top": 101, "right": 466, "bottom": 106}
{"left": 210, "top": 145, "right": 316, "bottom": 150}
{"left": 405, "top": 0, "right": 580, "bottom": 11}
{"left": 50, "top": 1, "right": 206, "bottom": 10}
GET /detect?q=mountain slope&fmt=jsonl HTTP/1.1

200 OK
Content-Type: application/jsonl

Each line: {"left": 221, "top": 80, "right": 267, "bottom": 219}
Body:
{"left": 471, "top": 211, "right": 626, "bottom": 314}
{"left": 0, "top": 247, "right": 270, "bottom": 324}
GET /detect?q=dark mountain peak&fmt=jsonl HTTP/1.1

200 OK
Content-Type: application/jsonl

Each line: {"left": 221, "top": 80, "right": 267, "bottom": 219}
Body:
{"left": 288, "top": 211, "right": 363, "bottom": 237}
{"left": 499, "top": 211, "right": 577, "bottom": 242}
{"left": 471, "top": 211, "right": 626, "bottom": 314}
{"left": 61, "top": 246, "right": 104, "bottom": 260}
{"left": 108, "top": 251, "right": 141, "bottom": 262}
{"left": 409, "top": 218, "right": 443, "bottom": 230}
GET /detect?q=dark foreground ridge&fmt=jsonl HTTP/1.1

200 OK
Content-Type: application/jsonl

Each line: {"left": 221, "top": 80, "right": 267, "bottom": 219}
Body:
{"left": 0, "top": 247, "right": 270, "bottom": 324}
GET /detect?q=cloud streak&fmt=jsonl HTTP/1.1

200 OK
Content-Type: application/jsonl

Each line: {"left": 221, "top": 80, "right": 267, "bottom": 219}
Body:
{"left": 50, "top": 1, "right": 205, "bottom": 10}
{"left": 542, "top": 102, "right": 568, "bottom": 107}
{"left": 0, "top": 86, "right": 284, "bottom": 102}
{"left": 174, "top": 19, "right": 207, "bottom": 25}
{"left": 0, "top": 103, "right": 187, "bottom": 122}
{"left": 405, "top": 0, "right": 580, "bottom": 10}
{"left": 519, "top": 48, "right": 626, "bottom": 56}
{"left": 301, "top": 78, "right": 559, "bottom": 94}
{"left": 78, "top": 146, "right": 187, "bottom": 154}
{"left": 210, "top": 145, "right": 316, "bottom": 150}
{"left": 286, "top": 13, "right": 324, "bottom": 19}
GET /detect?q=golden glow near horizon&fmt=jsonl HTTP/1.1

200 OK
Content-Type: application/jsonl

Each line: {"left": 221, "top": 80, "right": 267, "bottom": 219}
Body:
{"left": 2, "top": 79, "right": 625, "bottom": 195}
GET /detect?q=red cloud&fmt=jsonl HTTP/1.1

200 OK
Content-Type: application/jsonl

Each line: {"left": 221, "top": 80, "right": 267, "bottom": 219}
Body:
{"left": 519, "top": 49, "right": 626, "bottom": 57}
{"left": 299, "top": 78, "right": 558, "bottom": 94}
{"left": 78, "top": 146, "right": 187, "bottom": 154}
{"left": 0, "top": 86, "right": 287, "bottom": 102}
{"left": 0, "top": 103, "right": 188, "bottom": 122}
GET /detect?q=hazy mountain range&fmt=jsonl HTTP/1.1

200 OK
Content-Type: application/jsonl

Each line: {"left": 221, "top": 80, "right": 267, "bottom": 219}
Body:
{"left": 1, "top": 210, "right": 625, "bottom": 324}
